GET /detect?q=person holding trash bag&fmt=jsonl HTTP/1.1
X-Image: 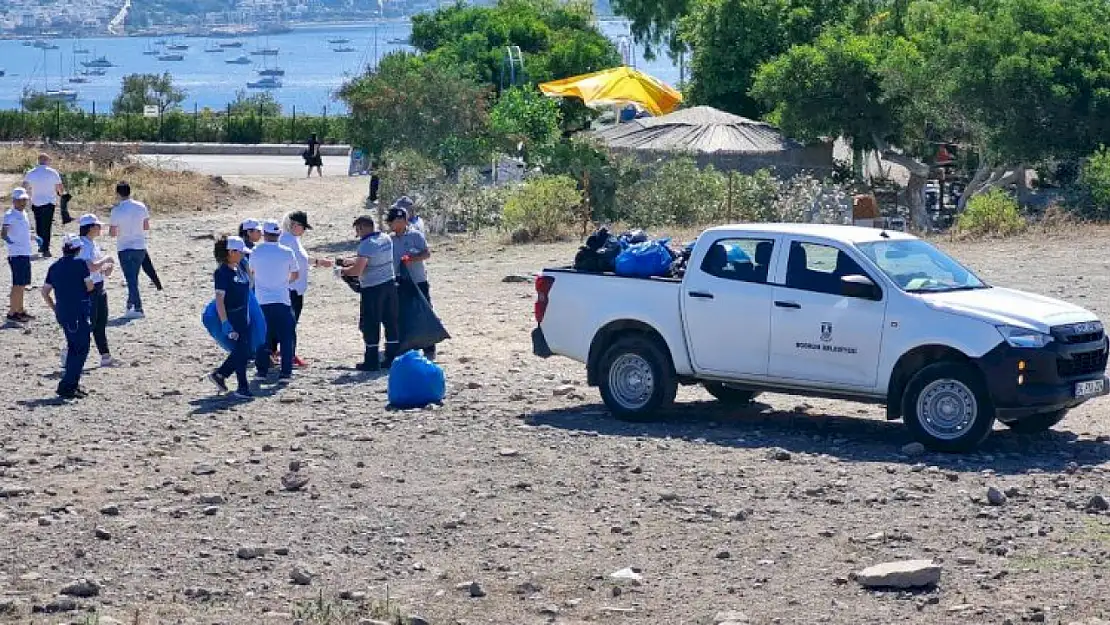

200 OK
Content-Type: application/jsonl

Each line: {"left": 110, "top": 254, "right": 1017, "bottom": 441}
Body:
{"left": 207, "top": 235, "right": 254, "bottom": 399}
{"left": 338, "top": 215, "right": 399, "bottom": 372}
{"left": 386, "top": 205, "right": 437, "bottom": 360}
{"left": 42, "top": 234, "right": 95, "bottom": 399}
{"left": 251, "top": 220, "right": 299, "bottom": 379}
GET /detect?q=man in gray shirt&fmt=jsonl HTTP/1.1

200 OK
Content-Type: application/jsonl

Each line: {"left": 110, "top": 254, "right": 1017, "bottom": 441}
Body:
{"left": 386, "top": 205, "right": 436, "bottom": 359}
{"left": 339, "top": 215, "right": 398, "bottom": 372}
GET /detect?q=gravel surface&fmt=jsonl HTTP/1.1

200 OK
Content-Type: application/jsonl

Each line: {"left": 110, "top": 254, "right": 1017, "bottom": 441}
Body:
{"left": 1, "top": 175, "right": 1109, "bottom": 625}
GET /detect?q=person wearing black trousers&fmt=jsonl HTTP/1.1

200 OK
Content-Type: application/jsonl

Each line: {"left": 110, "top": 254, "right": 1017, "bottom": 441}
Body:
{"left": 339, "top": 215, "right": 398, "bottom": 372}
{"left": 76, "top": 214, "right": 117, "bottom": 368}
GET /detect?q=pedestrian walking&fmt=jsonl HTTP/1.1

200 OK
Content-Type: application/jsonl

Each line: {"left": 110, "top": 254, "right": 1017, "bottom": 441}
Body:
{"left": 208, "top": 235, "right": 254, "bottom": 399}
{"left": 386, "top": 204, "right": 436, "bottom": 360}
{"left": 76, "top": 214, "right": 117, "bottom": 368}
{"left": 41, "top": 234, "right": 95, "bottom": 399}
{"left": 276, "top": 210, "right": 332, "bottom": 367}
{"left": 108, "top": 181, "right": 151, "bottom": 319}
{"left": 304, "top": 133, "right": 323, "bottom": 178}
{"left": 2, "top": 187, "right": 36, "bottom": 324}
{"left": 23, "top": 153, "right": 65, "bottom": 257}
{"left": 250, "top": 220, "right": 299, "bottom": 379}
{"left": 339, "top": 215, "right": 398, "bottom": 372}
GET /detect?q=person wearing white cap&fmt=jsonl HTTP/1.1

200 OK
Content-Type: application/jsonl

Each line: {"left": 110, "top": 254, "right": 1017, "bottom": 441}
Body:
{"left": 277, "top": 210, "right": 332, "bottom": 368}
{"left": 237, "top": 218, "right": 263, "bottom": 285}
{"left": 249, "top": 220, "right": 300, "bottom": 379}
{"left": 2, "top": 187, "right": 36, "bottom": 324}
{"left": 208, "top": 235, "right": 254, "bottom": 399}
{"left": 77, "top": 213, "right": 117, "bottom": 367}
{"left": 41, "top": 234, "right": 95, "bottom": 399}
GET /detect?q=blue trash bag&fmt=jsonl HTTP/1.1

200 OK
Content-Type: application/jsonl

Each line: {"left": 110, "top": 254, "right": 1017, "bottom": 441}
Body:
{"left": 201, "top": 291, "right": 268, "bottom": 353}
{"left": 614, "top": 238, "right": 676, "bottom": 278}
{"left": 388, "top": 349, "right": 447, "bottom": 409}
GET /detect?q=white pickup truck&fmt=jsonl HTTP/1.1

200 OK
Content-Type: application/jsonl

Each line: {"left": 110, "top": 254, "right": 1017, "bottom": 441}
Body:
{"left": 531, "top": 224, "right": 1109, "bottom": 451}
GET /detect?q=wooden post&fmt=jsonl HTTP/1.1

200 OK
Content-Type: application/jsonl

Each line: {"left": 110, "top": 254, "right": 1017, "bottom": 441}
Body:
{"left": 581, "top": 169, "right": 591, "bottom": 238}
{"left": 726, "top": 170, "right": 734, "bottom": 222}
{"left": 193, "top": 103, "right": 198, "bottom": 143}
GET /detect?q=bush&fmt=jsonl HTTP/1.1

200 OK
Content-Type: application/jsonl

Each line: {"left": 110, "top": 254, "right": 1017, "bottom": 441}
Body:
{"left": 502, "top": 174, "right": 583, "bottom": 242}
{"left": 956, "top": 188, "right": 1026, "bottom": 237}
{"left": 541, "top": 136, "right": 643, "bottom": 222}
{"left": 616, "top": 158, "right": 727, "bottom": 227}
{"left": 1074, "top": 146, "right": 1110, "bottom": 220}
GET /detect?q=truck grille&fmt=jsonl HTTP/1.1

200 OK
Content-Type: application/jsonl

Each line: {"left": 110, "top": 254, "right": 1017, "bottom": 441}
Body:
{"left": 1052, "top": 323, "right": 1105, "bottom": 345}
{"left": 1057, "top": 350, "right": 1109, "bottom": 378}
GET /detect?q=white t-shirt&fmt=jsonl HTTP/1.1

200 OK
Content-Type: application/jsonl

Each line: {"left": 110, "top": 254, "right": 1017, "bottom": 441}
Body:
{"left": 278, "top": 231, "right": 310, "bottom": 295}
{"left": 23, "top": 165, "right": 63, "bottom": 206}
{"left": 249, "top": 241, "right": 298, "bottom": 306}
{"left": 77, "top": 236, "right": 107, "bottom": 285}
{"left": 2, "top": 208, "right": 34, "bottom": 257}
{"left": 109, "top": 199, "right": 150, "bottom": 251}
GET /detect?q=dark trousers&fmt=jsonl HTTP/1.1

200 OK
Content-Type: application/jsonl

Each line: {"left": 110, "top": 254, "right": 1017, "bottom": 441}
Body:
{"left": 359, "top": 281, "right": 399, "bottom": 366}
{"left": 398, "top": 279, "right": 435, "bottom": 358}
{"left": 59, "top": 316, "right": 91, "bottom": 393}
{"left": 141, "top": 254, "right": 163, "bottom": 291}
{"left": 90, "top": 284, "right": 109, "bottom": 356}
{"left": 270, "top": 290, "right": 304, "bottom": 355}
{"left": 257, "top": 303, "right": 296, "bottom": 376}
{"left": 118, "top": 249, "right": 147, "bottom": 313}
{"left": 32, "top": 204, "right": 54, "bottom": 255}
{"left": 216, "top": 310, "right": 251, "bottom": 391}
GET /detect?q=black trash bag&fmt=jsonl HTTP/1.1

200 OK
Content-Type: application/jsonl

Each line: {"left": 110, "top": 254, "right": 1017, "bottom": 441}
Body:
{"left": 397, "top": 264, "right": 450, "bottom": 353}
{"left": 584, "top": 226, "right": 612, "bottom": 251}
{"left": 60, "top": 193, "right": 73, "bottom": 225}
{"left": 574, "top": 246, "right": 601, "bottom": 272}
{"left": 596, "top": 239, "right": 623, "bottom": 273}
{"left": 620, "top": 229, "right": 649, "bottom": 245}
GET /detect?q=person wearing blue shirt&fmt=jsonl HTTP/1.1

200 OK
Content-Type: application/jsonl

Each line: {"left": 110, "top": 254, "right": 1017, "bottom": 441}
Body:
{"left": 41, "top": 235, "right": 95, "bottom": 399}
{"left": 207, "top": 235, "right": 254, "bottom": 399}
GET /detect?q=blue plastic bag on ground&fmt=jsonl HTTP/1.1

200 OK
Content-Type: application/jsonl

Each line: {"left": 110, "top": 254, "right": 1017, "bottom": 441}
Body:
{"left": 388, "top": 349, "right": 447, "bottom": 409}
{"left": 614, "top": 238, "right": 675, "bottom": 278}
{"left": 202, "top": 291, "right": 268, "bottom": 353}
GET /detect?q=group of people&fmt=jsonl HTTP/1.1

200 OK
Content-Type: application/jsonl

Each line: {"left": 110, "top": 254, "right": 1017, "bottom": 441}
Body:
{"left": 2, "top": 154, "right": 155, "bottom": 398}
{"left": 205, "top": 196, "right": 435, "bottom": 399}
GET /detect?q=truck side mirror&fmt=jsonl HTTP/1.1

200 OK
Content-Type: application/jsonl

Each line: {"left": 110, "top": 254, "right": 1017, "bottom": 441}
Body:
{"left": 841, "top": 274, "right": 881, "bottom": 300}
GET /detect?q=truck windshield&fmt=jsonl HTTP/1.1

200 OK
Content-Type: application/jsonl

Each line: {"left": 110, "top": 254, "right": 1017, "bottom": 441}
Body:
{"left": 856, "top": 239, "right": 988, "bottom": 293}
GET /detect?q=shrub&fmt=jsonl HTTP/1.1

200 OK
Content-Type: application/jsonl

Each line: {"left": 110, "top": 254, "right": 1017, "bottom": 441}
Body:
{"left": 1073, "top": 146, "right": 1110, "bottom": 220}
{"left": 616, "top": 158, "right": 727, "bottom": 227}
{"left": 956, "top": 188, "right": 1025, "bottom": 237}
{"left": 541, "top": 136, "right": 643, "bottom": 222}
{"left": 502, "top": 174, "right": 583, "bottom": 242}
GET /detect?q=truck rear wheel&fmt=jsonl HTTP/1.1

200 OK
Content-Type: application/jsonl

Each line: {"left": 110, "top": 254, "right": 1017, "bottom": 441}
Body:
{"left": 599, "top": 337, "right": 677, "bottom": 420}
{"left": 902, "top": 362, "right": 995, "bottom": 452}
{"left": 1003, "top": 409, "right": 1068, "bottom": 434}
{"left": 703, "top": 382, "right": 758, "bottom": 406}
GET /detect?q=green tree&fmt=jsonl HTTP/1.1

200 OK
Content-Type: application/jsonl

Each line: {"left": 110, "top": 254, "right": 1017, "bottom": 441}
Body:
{"left": 228, "top": 89, "right": 282, "bottom": 117}
{"left": 490, "top": 87, "right": 562, "bottom": 163}
{"left": 338, "top": 52, "right": 492, "bottom": 172}
{"left": 111, "top": 73, "right": 186, "bottom": 115}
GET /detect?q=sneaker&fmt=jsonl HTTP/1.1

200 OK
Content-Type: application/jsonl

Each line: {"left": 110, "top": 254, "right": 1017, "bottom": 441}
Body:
{"left": 5, "top": 313, "right": 23, "bottom": 324}
{"left": 207, "top": 372, "right": 228, "bottom": 393}
{"left": 99, "top": 355, "right": 116, "bottom": 368}
{"left": 15, "top": 312, "right": 34, "bottom": 322}
{"left": 123, "top": 309, "right": 145, "bottom": 320}
{"left": 355, "top": 361, "right": 380, "bottom": 373}
{"left": 293, "top": 356, "right": 308, "bottom": 369}
{"left": 56, "top": 387, "right": 79, "bottom": 400}
{"left": 231, "top": 389, "right": 255, "bottom": 399}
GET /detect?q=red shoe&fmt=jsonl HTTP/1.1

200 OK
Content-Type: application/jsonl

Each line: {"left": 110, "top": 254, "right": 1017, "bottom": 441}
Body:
{"left": 293, "top": 356, "right": 308, "bottom": 368}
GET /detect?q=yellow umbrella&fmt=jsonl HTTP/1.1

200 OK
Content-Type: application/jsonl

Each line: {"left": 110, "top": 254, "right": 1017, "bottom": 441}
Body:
{"left": 538, "top": 66, "right": 682, "bottom": 117}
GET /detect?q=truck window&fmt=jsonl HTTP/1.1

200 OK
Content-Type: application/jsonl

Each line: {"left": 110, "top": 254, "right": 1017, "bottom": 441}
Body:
{"left": 785, "top": 241, "right": 868, "bottom": 295}
{"left": 700, "top": 238, "right": 775, "bottom": 284}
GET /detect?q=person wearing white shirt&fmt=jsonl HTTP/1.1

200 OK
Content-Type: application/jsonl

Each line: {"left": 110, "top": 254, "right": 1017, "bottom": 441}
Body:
{"left": 2, "top": 187, "right": 36, "bottom": 323}
{"left": 22, "top": 153, "right": 65, "bottom": 258}
{"left": 77, "top": 213, "right": 117, "bottom": 367}
{"left": 108, "top": 181, "right": 151, "bottom": 319}
{"left": 250, "top": 220, "right": 300, "bottom": 378}
{"left": 275, "top": 210, "right": 332, "bottom": 368}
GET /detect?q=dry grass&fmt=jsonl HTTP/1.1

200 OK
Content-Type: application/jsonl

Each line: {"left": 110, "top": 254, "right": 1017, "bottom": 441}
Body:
{"left": 0, "top": 145, "right": 255, "bottom": 216}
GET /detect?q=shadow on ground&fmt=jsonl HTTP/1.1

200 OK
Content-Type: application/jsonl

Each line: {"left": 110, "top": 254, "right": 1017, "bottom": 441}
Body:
{"left": 526, "top": 400, "right": 1110, "bottom": 475}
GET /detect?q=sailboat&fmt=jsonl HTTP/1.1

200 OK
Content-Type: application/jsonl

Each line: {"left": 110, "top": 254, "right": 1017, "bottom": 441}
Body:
{"left": 29, "top": 48, "right": 77, "bottom": 102}
{"left": 81, "top": 54, "right": 115, "bottom": 68}
{"left": 73, "top": 37, "right": 90, "bottom": 55}
{"left": 247, "top": 75, "right": 282, "bottom": 89}
{"left": 167, "top": 40, "right": 190, "bottom": 51}
{"left": 257, "top": 52, "right": 284, "bottom": 77}
{"left": 142, "top": 40, "right": 159, "bottom": 55}
{"left": 226, "top": 55, "right": 252, "bottom": 65}
{"left": 251, "top": 36, "right": 279, "bottom": 56}
{"left": 67, "top": 47, "right": 89, "bottom": 84}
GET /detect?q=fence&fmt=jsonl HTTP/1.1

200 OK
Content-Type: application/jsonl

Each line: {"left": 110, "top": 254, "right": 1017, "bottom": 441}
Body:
{"left": 0, "top": 103, "right": 351, "bottom": 145}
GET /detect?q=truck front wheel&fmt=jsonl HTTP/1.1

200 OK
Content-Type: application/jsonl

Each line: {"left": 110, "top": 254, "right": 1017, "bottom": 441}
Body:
{"left": 902, "top": 362, "right": 996, "bottom": 452}
{"left": 599, "top": 337, "right": 678, "bottom": 420}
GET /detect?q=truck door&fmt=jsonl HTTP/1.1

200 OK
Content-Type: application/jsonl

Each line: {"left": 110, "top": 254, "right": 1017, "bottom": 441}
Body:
{"left": 682, "top": 236, "right": 777, "bottom": 376}
{"left": 767, "top": 239, "right": 887, "bottom": 389}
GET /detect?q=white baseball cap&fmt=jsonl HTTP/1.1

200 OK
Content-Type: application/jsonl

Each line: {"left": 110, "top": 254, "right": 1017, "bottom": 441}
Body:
{"left": 61, "top": 233, "right": 82, "bottom": 250}
{"left": 226, "top": 235, "right": 250, "bottom": 253}
{"left": 11, "top": 188, "right": 28, "bottom": 201}
{"left": 78, "top": 213, "right": 104, "bottom": 227}
{"left": 241, "top": 218, "right": 261, "bottom": 231}
{"left": 262, "top": 220, "right": 281, "bottom": 235}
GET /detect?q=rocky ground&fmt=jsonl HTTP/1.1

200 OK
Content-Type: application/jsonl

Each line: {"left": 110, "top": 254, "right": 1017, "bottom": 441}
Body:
{"left": 1, "top": 172, "right": 1110, "bottom": 625}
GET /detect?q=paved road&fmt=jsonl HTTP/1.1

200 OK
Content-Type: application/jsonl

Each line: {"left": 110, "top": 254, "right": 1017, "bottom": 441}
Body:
{"left": 133, "top": 154, "right": 352, "bottom": 177}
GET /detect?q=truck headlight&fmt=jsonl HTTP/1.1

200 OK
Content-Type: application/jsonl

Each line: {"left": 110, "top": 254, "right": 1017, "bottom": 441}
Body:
{"left": 997, "top": 325, "right": 1054, "bottom": 349}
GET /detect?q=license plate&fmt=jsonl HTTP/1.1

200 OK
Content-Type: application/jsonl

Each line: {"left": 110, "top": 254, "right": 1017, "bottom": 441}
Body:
{"left": 1075, "top": 379, "right": 1106, "bottom": 399}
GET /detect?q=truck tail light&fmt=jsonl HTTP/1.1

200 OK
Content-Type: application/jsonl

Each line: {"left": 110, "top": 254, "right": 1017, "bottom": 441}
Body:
{"left": 534, "top": 275, "right": 555, "bottom": 324}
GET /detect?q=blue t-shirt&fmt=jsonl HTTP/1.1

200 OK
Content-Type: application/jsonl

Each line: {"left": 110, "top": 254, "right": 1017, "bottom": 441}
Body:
{"left": 214, "top": 264, "right": 250, "bottom": 313}
{"left": 45, "top": 256, "right": 91, "bottom": 324}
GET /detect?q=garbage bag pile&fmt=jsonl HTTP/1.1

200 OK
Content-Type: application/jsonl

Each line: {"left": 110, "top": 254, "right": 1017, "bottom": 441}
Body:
{"left": 574, "top": 227, "right": 690, "bottom": 279}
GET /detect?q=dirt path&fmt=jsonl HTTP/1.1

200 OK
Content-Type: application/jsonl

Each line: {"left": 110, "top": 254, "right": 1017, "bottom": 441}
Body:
{"left": 1, "top": 177, "right": 1109, "bottom": 625}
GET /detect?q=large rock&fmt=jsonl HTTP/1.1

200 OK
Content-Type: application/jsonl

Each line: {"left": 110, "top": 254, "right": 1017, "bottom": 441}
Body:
{"left": 855, "top": 560, "right": 941, "bottom": 589}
